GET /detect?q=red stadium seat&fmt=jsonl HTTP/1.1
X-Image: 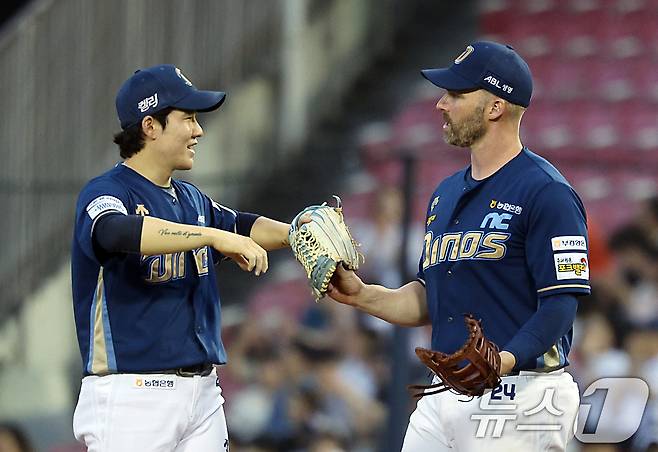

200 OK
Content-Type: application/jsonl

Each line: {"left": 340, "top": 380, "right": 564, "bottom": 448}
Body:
{"left": 617, "top": 103, "right": 658, "bottom": 162}
{"left": 528, "top": 56, "right": 589, "bottom": 101}
{"left": 521, "top": 101, "right": 577, "bottom": 156}
{"left": 588, "top": 60, "right": 636, "bottom": 102}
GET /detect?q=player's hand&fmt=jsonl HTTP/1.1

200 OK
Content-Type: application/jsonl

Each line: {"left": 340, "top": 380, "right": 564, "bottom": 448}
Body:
{"left": 499, "top": 351, "right": 516, "bottom": 375}
{"left": 326, "top": 265, "right": 365, "bottom": 306}
{"left": 283, "top": 212, "right": 313, "bottom": 247}
{"left": 212, "top": 230, "right": 268, "bottom": 276}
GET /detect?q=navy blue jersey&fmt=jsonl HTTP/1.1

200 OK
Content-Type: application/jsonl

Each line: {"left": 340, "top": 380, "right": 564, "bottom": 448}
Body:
{"left": 417, "top": 148, "right": 590, "bottom": 371}
{"left": 71, "top": 164, "right": 240, "bottom": 374}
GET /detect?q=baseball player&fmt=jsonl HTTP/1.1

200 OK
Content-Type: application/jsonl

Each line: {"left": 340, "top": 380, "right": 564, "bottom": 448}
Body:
{"left": 327, "top": 41, "right": 589, "bottom": 451}
{"left": 71, "top": 65, "right": 292, "bottom": 451}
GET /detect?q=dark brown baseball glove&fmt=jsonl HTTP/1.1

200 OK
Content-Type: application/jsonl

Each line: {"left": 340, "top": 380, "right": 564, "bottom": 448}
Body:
{"left": 410, "top": 314, "right": 502, "bottom": 398}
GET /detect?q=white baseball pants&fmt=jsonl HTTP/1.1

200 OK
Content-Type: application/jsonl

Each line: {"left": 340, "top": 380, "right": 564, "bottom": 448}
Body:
{"left": 401, "top": 369, "right": 580, "bottom": 451}
{"left": 73, "top": 368, "right": 228, "bottom": 452}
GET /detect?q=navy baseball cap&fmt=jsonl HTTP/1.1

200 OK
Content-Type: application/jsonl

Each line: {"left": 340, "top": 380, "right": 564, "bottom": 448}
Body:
{"left": 116, "top": 64, "right": 226, "bottom": 129}
{"left": 421, "top": 41, "right": 533, "bottom": 107}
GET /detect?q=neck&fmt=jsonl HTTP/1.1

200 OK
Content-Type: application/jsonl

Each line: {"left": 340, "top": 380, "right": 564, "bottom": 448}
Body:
{"left": 123, "top": 149, "right": 172, "bottom": 187}
{"left": 469, "top": 123, "right": 523, "bottom": 180}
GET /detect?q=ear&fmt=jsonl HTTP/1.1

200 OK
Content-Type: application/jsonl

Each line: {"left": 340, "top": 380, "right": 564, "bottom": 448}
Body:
{"left": 487, "top": 98, "right": 505, "bottom": 121}
{"left": 141, "top": 116, "right": 160, "bottom": 139}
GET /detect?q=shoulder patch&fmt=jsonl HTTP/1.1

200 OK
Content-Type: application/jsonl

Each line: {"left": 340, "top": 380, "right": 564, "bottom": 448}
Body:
{"left": 551, "top": 236, "right": 587, "bottom": 251}
{"left": 554, "top": 253, "right": 589, "bottom": 280}
{"left": 86, "top": 195, "right": 127, "bottom": 220}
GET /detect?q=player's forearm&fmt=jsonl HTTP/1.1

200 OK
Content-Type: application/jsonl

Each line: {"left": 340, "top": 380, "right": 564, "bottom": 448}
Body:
{"left": 503, "top": 293, "right": 578, "bottom": 371}
{"left": 140, "top": 216, "right": 217, "bottom": 255}
{"left": 354, "top": 281, "right": 429, "bottom": 327}
{"left": 249, "top": 216, "right": 290, "bottom": 250}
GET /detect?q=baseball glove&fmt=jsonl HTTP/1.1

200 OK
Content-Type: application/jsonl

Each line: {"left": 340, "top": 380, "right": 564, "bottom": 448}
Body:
{"left": 289, "top": 196, "right": 361, "bottom": 301}
{"left": 410, "top": 315, "right": 501, "bottom": 398}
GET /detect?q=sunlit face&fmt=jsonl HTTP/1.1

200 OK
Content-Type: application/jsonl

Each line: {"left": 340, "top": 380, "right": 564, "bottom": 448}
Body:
{"left": 435, "top": 90, "right": 488, "bottom": 148}
{"left": 153, "top": 109, "right": 203, "bottom": 170}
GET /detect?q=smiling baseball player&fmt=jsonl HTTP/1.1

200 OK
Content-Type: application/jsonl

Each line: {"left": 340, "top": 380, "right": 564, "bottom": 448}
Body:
{"left": 327, "top": 41, "right": 589, "bottom": 451}
{"left": 71, "top": 65, "right": 292, "bottom": 451}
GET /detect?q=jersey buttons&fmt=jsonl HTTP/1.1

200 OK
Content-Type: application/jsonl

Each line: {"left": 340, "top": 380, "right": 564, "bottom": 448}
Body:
{"left": 453, "top": 219, "right": 460, "bottom": 225}
{"left": 447, "top": 270, "right": 453, "bottom": 275}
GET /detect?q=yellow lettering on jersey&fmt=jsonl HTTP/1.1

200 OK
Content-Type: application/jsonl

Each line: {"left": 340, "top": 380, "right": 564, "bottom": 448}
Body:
{"left": 475, "top": 232, "right": 510, "bottom": 259}
{"left": 143, "top": 251, "right": 186, "bottom": 283}
{"left": 193, "top": 246, "right": 209, "bottom": 276}
{"left": 430, "top": 234, "right": 441, "bottom": 265}
{"left": 135, "top": 204, "right": 150, "bottom": 216}
{"left": 439, "top": 233, "right": 461, "bottom": 262}
{"left": 422, "top": 231, "right": 511, "bottom": 270}
{"left": 490, "top": 199, "right": 497, "bottom": 209}
{"left": 459, "top": 232, "right": 482, "bottom": 259}
{"left": 174, "top": 251, "right": 185, "bottom": 281}
{"left": 543, "top": 344, "right": 560, "bottom": 368}
{"left": 423, "top": 233, "right": 433, "bottom": 269}
{"left": 426, "top": 214, "right": 436, "bottom": 226}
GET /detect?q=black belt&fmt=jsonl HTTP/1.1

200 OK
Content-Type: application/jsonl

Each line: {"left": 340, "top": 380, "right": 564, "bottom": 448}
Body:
{"left": 161, "top": 363, "right": 214, "bottom": 377}
{"left": 87, "top": 363, "right": 214, "bottom": 378}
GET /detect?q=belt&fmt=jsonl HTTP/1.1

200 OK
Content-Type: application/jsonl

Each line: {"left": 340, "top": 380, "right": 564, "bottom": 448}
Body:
{"left": 160, "top": 363, "right": 214, "bottom": 377}
{"left": 87, "top": 363, "right": 215, "bottom": 378}
{"left": 505, "top": 366, "right": 565, "bottom": 377}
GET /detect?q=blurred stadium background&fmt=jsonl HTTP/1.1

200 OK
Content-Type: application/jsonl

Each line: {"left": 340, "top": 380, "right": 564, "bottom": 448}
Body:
{"left": 0, "top": 0, "right": 657, "bottom": 451}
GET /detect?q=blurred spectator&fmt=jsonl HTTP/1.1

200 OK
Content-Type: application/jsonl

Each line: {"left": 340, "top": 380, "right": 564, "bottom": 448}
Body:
{"left": 608, "top": 225, "right": 658, "bottom": 329}
{"left": 307, "top": 433, "right": 348, "bottom": 452}
{"left": 0, "top": 423, "right": 33, "bottom": 452}
{"left": 351, "top": 186, "right": 424, "bottom": 289}
{"left": 637, "top": 196, "right": 658, "bottom": 247}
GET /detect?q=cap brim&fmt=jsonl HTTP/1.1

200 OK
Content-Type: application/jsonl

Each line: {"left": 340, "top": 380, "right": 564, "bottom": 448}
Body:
{"left": 421, "top": 68, "right": 478, "bottom": 92}
{"left": 173, "top": 90, "right": 227, "bottom": 112}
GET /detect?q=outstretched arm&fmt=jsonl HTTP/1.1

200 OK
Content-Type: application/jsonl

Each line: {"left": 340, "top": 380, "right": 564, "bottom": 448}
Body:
{"left": 94, "top": 214, "right": 269, "bottom": 275}
{"left": 326, "top": 266, "right": 429, "bottom": 327}
{"left": 248, "top": 216, "right": 291, "bottom": 250}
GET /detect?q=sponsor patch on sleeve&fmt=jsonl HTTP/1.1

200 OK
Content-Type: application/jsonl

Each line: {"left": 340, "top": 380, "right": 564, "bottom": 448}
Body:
{"left": 554, "top": 253, "right": 589, "bottom": 280}
{"left": 551, "top": 235, "right": 587, "bottom": 251}
{"left": 86, "top": 195, "right": 128, "bottom": 220}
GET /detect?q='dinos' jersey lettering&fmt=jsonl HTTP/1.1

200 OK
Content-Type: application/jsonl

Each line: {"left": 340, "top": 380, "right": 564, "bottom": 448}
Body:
{"left": 417, "top": 148, "right": 590, "bottom": 371}
{"left": 72, "top": 164, "right": 239, "bottom": 375}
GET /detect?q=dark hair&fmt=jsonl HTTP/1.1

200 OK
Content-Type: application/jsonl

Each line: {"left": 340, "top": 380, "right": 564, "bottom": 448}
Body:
{"left": 113, "top": 107, "right": 174, "bottom": 159}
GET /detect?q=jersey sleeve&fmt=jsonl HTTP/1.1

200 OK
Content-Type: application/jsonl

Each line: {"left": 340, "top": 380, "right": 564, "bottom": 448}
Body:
{"left": 526, "top": 181, "right": 591, "bottom": 297}
{"left": 74, "top": 177, "right": 131, "bottom": 263}
{"left": 207, "top": 197, "right": 239, "bottom": 233}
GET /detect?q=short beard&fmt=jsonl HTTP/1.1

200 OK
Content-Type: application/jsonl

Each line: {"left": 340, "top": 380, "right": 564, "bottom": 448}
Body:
{"left": 443, "top": 103, "right": 487, "bottom": 147}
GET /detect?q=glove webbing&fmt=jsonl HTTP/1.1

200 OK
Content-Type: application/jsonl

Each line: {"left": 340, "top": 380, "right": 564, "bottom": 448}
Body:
{"left": 409, "top": 315, "right": 501, "bottom": 399}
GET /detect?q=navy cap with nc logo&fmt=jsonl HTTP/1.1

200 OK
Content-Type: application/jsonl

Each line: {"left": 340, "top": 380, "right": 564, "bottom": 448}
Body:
{"left": 115, "top": 64, "right": 226, "bottom": 129}
{"left": 421, "top": 41, "right": 533, "bottom": 107}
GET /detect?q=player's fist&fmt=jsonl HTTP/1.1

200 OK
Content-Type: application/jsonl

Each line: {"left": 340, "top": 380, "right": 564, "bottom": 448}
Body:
{"left": 326, "top": 265, "right": 365, "bottom": 305}
{"left": 212, "top": 230, "right": 268, "bottom": 276}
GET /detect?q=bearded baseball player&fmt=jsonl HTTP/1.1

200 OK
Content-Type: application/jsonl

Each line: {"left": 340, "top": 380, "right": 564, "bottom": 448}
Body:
{"left": 71, "top": 65, "right": 292, "bottom": 451}
{"left": 327, "top": 41, "right": 589, "bottom": 451}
